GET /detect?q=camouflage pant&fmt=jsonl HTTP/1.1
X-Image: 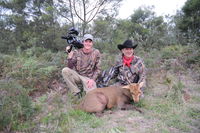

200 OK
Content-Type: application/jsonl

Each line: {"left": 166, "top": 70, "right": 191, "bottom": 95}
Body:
{"left": 62, "top": 67, "right": 97, "bottom": 95}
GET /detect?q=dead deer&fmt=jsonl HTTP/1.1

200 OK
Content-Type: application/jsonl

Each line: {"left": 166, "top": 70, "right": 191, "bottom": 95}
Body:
{"left": 75, "top": 82, "right": 144, "bottom": 114}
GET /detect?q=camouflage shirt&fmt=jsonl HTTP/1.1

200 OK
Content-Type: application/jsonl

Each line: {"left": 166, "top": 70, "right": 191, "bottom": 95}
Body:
{"left": 67, "top": 48, "right": 101, "bottom": 81}
{"left": 97, "top": 55, "right": 146, "bottom": 87}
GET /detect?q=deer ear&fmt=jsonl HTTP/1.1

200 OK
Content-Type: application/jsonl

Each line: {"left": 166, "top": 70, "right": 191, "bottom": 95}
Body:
{"left": 139, "top": 82, "right": 144, "bottom": 88}
{"left": 122, "top": 85, "right": 130, "bottom": 90}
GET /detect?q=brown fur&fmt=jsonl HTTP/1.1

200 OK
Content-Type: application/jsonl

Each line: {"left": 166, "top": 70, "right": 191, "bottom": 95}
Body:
{"left": 75, "top": 82, "right": 144, "bottom": 113}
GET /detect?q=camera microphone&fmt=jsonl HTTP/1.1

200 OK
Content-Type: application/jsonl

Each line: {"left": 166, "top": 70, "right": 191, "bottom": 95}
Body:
{"left": 61, "top": 36, "right": 68, "bottom": 39}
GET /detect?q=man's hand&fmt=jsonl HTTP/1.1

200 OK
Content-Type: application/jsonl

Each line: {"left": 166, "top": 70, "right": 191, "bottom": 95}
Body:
{"left": 87, "top": 79, "right": 95, "bottom": 89}
{"left": 66, "top": 46, "right": 74, "bottom": 59}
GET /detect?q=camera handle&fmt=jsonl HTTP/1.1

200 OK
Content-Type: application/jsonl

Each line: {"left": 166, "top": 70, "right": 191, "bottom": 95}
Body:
{"left": 65, "top": 45, "right": 73, "bottom": 54}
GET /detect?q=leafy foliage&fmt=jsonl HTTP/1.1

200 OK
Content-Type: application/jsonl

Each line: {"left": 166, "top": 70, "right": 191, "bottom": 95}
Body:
{"left": 161, "top": 45, "right": 184, "bottom": 59}
{"left": 0, "top": 47, "right": 66, "bottom": 90}
{"left": 129, "top": 7, "right": 168, "bottom": 50}
{"left": 178, "top": 0, "right": 200, "bottom": 43}
{"left": 0, "top": 47, "right": 66, "bottom": 131}
{"left": 0, "top": 80, "right": 35, "bottom": 131}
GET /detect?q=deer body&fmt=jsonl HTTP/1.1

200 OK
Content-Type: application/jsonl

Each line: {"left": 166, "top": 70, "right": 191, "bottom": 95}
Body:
{"left": 76, "top": 83, "right": 143, "bottom": 113}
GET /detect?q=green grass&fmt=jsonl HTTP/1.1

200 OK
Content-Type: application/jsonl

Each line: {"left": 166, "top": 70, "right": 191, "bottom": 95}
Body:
{"left": 133, "top": 98, "right": 147, "bottom": 108}
{"left": 143, "top": 77, "right": 194, "bottom": 132}
{"left": 106, "top": 127, "right": 126, "bottom": 133}
{"left": 187, "top": 108, "right": 200, "bottom": 120}
{"left": 67, "top": 109, "right": 103, "bottom": 128}
{"left": 38, "top": 109, "right": 104, "bottom": 133}
{"left": 146, "top": 98, "right": 191, "bottom": 132}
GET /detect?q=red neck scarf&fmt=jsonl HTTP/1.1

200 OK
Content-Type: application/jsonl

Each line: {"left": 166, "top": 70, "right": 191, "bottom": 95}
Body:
{"left": 123, "top": 56, "right": 134, "bottom": 67}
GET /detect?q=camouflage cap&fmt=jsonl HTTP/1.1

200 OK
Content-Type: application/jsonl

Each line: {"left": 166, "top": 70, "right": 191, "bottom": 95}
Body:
{"left": 83, "top": 34, "right": 93, "bottom": 41}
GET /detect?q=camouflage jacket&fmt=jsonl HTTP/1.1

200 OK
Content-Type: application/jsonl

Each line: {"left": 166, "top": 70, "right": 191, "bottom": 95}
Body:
{"left": 97, "top": 55, "right": 146, "bottom": 87}
{"left": 67, "top": 48, "right": 101, "bottom": 81}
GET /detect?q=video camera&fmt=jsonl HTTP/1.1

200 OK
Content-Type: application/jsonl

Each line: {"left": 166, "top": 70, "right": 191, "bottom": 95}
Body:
{"left": 61, "top": 28, "right": 83, "bottom": 53}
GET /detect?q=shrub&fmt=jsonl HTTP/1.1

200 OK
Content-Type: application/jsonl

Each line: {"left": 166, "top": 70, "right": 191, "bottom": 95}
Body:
{"left": 0, "top": 48, "right": 64, "bottom": 91}
{"left": 185, "top": 49, "right": 200, "bottom": 66}
{"left": 165, "top": 80, "right": 185, "bottom": 104}
{"left": 161, "top": 45, "right": 184, "bottom": 59}
{"left": 0, "top": 80, "right": 35, "bottom": 131}
{"left": 0, "top": 47, "right": 66, "bottom": 132}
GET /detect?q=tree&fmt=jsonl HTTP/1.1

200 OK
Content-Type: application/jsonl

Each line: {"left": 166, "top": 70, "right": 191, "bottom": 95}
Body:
{"left": 91, "top": 16, "right": 121, "bottom": 52}
{"left": 129, "top": 6, "right": 168, "bottom": 49}
{"left": 56, "top": 0, "right": 122, "bottom": 35}
{"left": 178, "top": 0, "right": 200, "bottom": 43}
{"left": 167, "top": 11, "right": 188, "bottom": 45}
{"left": 0, "top": 0, "right": 64, "bottom": 52}
{"left": 0, "top": 0, "right": 30, "bottom": 52}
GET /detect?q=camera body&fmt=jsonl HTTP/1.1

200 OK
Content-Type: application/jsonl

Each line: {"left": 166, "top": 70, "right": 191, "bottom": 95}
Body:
{"left": 61, "top": 28, "right": 83, "bottom": 53}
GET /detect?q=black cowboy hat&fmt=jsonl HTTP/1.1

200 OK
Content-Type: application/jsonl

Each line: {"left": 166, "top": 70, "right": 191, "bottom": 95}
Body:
{"left": 117, "top": 40, "right": 137, "bottom": 50}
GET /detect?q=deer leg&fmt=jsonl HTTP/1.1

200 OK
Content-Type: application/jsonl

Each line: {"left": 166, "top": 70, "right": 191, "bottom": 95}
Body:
{"left": 122, "top": 104, "right": 144, "bottom": 114}
{"left": 94, "top": 112, "right": 104, "bottom": 117}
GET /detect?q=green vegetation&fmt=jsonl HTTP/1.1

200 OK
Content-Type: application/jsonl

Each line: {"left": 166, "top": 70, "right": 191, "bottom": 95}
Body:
{"left": 0, "top": 47, "right": 66, "bottom": 131}
{"left": 0, "top": 80, "right": 36, "bottom": 131}
{"left": 0, "top": 0, "right": 200, "bottom": 132}
{"left": 0, "top": 43, "right": 199, "bottom": 132}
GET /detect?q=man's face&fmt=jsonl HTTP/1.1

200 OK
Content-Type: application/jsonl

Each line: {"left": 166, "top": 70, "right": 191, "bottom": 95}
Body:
{"left": 122, "top": 48, "right": 134, "bottom": 57}
{"left": 83, "top": 39, "right": 93, "bottom": 50}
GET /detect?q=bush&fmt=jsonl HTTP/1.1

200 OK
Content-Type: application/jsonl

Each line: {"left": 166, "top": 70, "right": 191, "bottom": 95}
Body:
{"left": 0, "top": 47, "right": 65, "bottom": 91}
{"left": 185, "top": 46, "right": 200, "bottom": 66}
{"left": 0, "top": 47, "right": 67, "bottom": 132}
{"left": 161, "top": 45, "right": 184, "bottom": 59}
{"left": 0, "top": 80, "right": 35, "bottom": 131}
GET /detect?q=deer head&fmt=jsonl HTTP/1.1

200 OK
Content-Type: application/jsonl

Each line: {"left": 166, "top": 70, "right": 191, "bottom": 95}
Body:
{"left": 122, "top": 82, "right": 144, "bottom": 102}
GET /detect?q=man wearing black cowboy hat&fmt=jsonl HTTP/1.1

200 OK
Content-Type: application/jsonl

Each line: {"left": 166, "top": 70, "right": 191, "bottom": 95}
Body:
{"left": 97, "top": 39, "right": 146, "bottom": 96}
